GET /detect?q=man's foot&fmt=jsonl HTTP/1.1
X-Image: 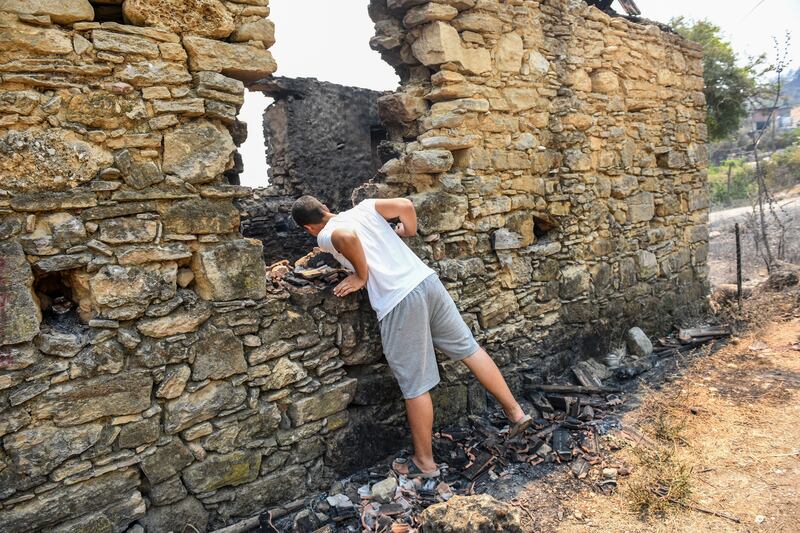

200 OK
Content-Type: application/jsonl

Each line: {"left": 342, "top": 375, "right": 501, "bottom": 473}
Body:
{"left": 507, "top": 414, "right": 532, "bottom": 439}
{"left": 392, "top": 456, "right": 441, "bottom": 479}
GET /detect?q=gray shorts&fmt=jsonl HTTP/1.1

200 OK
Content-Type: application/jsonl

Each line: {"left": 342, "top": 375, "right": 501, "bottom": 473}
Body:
{"left": 379, "top": 274, "right": 480, "bottom": 399}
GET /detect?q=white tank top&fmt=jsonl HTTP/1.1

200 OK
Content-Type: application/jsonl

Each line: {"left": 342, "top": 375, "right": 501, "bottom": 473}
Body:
{"left": 317, "top": 199, "right": 435, "bottom": 321}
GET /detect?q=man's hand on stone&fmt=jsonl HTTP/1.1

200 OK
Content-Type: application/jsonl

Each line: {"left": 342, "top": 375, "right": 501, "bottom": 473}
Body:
{"left": 395, "top": 222, "right": 407, "bottom": 237}
{"left": 334, "top": 273, "right": 367, "bottom": 297}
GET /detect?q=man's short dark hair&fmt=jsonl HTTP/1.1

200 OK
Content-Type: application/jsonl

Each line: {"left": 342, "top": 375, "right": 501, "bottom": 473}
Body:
{"left": 291, "top": 195, "right": 327, "bottom": 227}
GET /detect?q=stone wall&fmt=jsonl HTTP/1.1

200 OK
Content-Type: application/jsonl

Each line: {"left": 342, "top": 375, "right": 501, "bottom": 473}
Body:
{"left": 238, "top": 77, "right": 388, "bottom": 264}
{"left": 0, "top": 1, "right": 384, "bottom": 531}
{"left": 0, "top": 0, "right": 708, "bottom": 531}
{"left": 366, "top": 0, "right": 709, "bottom": 372}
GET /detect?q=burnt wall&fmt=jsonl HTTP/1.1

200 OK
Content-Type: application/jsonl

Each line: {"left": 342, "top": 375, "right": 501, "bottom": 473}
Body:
{"left": 238, "top": 77, "right": 389, "bottom": 264}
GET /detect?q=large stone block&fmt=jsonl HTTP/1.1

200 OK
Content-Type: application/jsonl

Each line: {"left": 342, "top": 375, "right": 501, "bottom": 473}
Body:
{"left": 191, "top": 325, "right": 246, "bottom": 381}
{"left": 162, "top": 120, "right": 236, "bottom": 183}
{"left": 117, "top": 60, "right": 193, "bottom": 87}
{"left": 411, "top": 191, "right": 468, "bottom": 234}
{"left": 182, "top": 450, "right": 260, "bottom": 493}
{"left": 231, "top": 18, "right": 275, "bottom": 46}
{"left": 0, "top": 0, "right": 93, "bottom": 24}
{"left": 192, "top": 239, "right": 267, "bottom": 301}
{"left": 183, "top": 36, "right": 277, "bottom": 81}
{"left": 0, "top": 241, "right": 41, "bottom": 346}
{"left": 163, "top": 381, "right": 246, "bottom": 433}
{"left": 89, "top": 264, "right": 174, "bottom": 320}
{"left": 34, "top": 371, "right": 153, "bottom": 426}
{"left": 0, "top": 470, "right": 142, "bottom": 533}
{"left": 215, "top": 465, "right": 306, "bottom": 520}
{"left": 3, "top": 422, "right": 102, "bottom": 477}
{"left": 139, "top": 496, "right": 208, "bottom": 533}
{"left": 123, "top": 0, "right": 234, "bottom": 39}
{"left": 141, "top": 439, "right": 194, "bottom": 484}
{"left": 411, "top": 21, "right": 463, "bottom": 66}
{"left": 161, "top": 197, "right": 240, "bottom": 234}
{"left": 287, "top": 378, "right": 358, "bottom": 426}
{"left": 0, "top": 129, "right": 113, "bottom": 193}
{"left": 136, "top": 298, "right": 212, "bottom": 338}
{"left": 91, "top": 30, "right": 160, "bottom": 58}
{"left": 495, "top": 32, "right": 524, "bottom": 72}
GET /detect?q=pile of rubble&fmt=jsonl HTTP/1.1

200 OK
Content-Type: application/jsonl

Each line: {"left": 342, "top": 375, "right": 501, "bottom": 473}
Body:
{"left": 267, "top": 250, "right": 350, "bottom": 291}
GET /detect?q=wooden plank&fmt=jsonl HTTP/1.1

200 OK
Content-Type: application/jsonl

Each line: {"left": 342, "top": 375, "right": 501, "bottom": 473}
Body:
{"left": 531, "top": 384, "right": 621, "bottom": 394}
{"left": 572, "top": 361, "right": 604, "bottom": 388}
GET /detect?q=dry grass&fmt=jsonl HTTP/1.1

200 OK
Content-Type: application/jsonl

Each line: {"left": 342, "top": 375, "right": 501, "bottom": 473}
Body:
{"left": 626, "top": 446, "right": 694, "bottom": 517}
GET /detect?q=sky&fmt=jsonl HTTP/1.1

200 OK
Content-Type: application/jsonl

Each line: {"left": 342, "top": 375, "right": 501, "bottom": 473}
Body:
{"left": 237, "top": 0, "right": 799, "bottom": 187}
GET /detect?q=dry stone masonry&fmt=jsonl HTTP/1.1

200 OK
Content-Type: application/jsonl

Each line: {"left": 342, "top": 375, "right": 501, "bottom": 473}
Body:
{"left": 0, "top": 0, "right": 708, "bottom": 531}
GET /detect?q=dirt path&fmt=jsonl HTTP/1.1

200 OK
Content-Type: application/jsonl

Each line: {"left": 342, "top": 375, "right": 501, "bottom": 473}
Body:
{"left": 510, "top": 293, "right": 800, "bottom": 532}
{"left": 708, "top": 195, "right": 800, "bottom": 286}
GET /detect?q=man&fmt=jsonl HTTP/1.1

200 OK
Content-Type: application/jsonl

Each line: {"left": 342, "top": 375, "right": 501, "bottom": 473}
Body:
{"left": 292, "top": 195, "right": 530, "bottom": 478}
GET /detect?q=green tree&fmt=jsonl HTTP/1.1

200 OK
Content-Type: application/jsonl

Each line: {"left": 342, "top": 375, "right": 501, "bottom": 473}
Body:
{"left": 671, "top": 18, "right": 760, "bottom": 141}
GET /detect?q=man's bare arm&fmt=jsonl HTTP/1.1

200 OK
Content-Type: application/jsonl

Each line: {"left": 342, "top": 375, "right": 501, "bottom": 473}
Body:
{"left": 330, "top": 228, "right": 368, "bottom": 297}
{"left": 375, "top": 198, "right": 417, "bottom": 237}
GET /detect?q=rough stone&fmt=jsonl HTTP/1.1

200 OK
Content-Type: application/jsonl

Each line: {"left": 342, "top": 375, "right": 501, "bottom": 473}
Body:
{"left": 136, "top": 299, "right": 212, "bottom": 338}
{"left": 0, "top": 0, "right": 94, "bottom": 24}
{"left": 183, "top": 36, "right": 277, "bottom": 81}
{"left": 214, "top": 466, "right": 306, "bottom": 520}
{"left": 139, "top": 496, "right": 208, "bottom": 533}
{"left": 123, "top": 0, "right": 234, "bottom": 39}
{"left": 140, "top": 439, "right": 194, "bottom": 484}
{"left": 117, "top": 417, "right": 160, "bottom": 449}
{"left": 420, "top": 494, "right": 523, "bottom": 532}
{"left": 0, "top": 241, "right": 41, "bottom": 346}
{"left": 150, "top": 476, "right": 188, "bottom": 506}
{"left": 231, "top": 18, "right": 275, "bottom": 46}
{"left": 182, "top": 450, "right": 261, "bottom": 493}
{"left": 287, "top": 378, "right": 357, "bottom": 426}
{"left": 34, "top": 371, "right": 153, "bottom": 426}
{"left": 162, "top": 120, "right": 236, "bottom": 183}
{"left": 192, "top": 239, "right": 267, "bottom": 301}
{"left": 626, "top": 327, "right": 653, "bottom": 357}
{"left": 163, "top": 381, "right": 246, "bottom": 433}
{"left": 156, "top": 364, "right": 192, "bottom": 399}
{"left": 191, "top": 325, "right": 247, "bottom": 381}
{"left": 3, "top": 422, "right": 102, "bottom": 477}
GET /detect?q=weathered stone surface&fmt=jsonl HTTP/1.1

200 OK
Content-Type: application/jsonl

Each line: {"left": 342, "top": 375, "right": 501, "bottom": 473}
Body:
{"left": 150, "top": 476, "right": 188, "bottom": 506}
{"left": 495, "top": 32, "right": 524, "bottom": 72}
{"left": 91, "top": 30, "right": 160, "bottom": 58}
{"left": 90, "top": 264, "right": 173, "bottom": 320}
{"left": 412, "top": 21, "right": 463, "bottom": 66}
{"left": 0, "top": 129, "right": 113, "bottom": 193}
{"left": 98, "top": 217, "right": 158, "bottom": 244}
{"left": 117, "top": 60, "right": 193, "bottom": 87}
{"left": 140, "top": 439, "right": 194, "bottom": 484}
{"left": 560, "top": 265, "right": 591, "bottom": 299}
{"left": 35, "top": 371, "right": 153, "bottom": 426}
{"left": 118, "top": 417, "right": 160, "bottom": 448}
{"left": 0, "top": 241, "right": 41, "bottom": 346}
{"left": 191, "top": 325, "right": 246, "bottom": 381}
{"left": 287, "top": 378, "right": 357, "bottom": 425}
{"left": 161, "top": 198, "right": 239, "bottom": 236}
{"left": 124, "top": 0, "right": 234, "bottom": 39}
{"left": 136, "top": 298, "right": 212, "bottom": 338}
{"left": 0, "top": 470, "right": 142, "bottom": 533}
{"left": 163, "top": 381, "right": 246, "bottom": 433}
{"left": 0, "top": 342, "right": 37, "bottom": 372}
{"left": 162, "top": 120, "right": 236, "bottom": 183}
{"left": 156, "top": 364, "right": 191, "bottom": 399}
{"left": 192, "top": 239, "right": 267, "bottom": 301}
{"left": 406, "top": 150, "right": 455, "bottom": 173}
{"left": 215, "top": 466, "right": 306, "bottom": 520}
{"left": 140, "top": 496, "right": 208, "bottom": 533}
{"left": 411, "top": 191, "right": 469, "bottom": 234}
{"left": 231, "top": 18, "right": 275, "bottom": 46}
{"left": 420, "top": 495, "right": 523, "bottom": 532}
{"left": 3, "top": 422, "right": 102, "bottom": 477}
{"left": 183, "top": 36, "right": 277, "bottom": 81}
{"left": 182, "top": 450, "right": 260, "bottom": 493}
{"left": 34, "top": 329, "right": 86, "bottom": 358}
{"left": 0, "top": 408, "right": 31, "bottom": 438}
{"left": 404, "top": 3, "right": 458, "bottom": 28}
{"left": 0, "top": 0, "right": 94, "bottom": 24}
{"left": 626, "top": 327, "right": 653, "bottom": 357}
{"left": 251, "top": 357, "right": 307, "bottom": 390}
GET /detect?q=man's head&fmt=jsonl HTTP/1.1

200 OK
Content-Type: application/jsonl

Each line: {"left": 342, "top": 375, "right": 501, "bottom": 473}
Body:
{"left": 291, "top": 195, "right": 330, "bottom": 236}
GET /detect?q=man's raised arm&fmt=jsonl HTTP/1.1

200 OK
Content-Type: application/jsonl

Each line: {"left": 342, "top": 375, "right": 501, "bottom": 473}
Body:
{"left": 330, "top": 228, "right": 368, "bottom": 297}
{"left": 375, "top": 198, "right": 418, "bottom": 238}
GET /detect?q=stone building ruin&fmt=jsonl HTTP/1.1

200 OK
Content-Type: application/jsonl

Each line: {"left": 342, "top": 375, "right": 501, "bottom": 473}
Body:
{"left": 0, "top": 0, "right": 708, "bottom": 531}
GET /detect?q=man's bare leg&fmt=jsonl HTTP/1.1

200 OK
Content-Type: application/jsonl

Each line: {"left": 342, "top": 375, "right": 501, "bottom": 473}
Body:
{"left": 462, "top": 348, "right": 526, "bottom": 423}
{"left": 405, "top": 392, "right": 438, "bottom": 472}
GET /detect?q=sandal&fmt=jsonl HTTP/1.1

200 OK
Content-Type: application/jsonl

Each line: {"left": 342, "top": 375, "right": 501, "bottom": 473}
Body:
{"left": 507, "top": 413, "right": 532, "bottom": 439}
{"left": 392, "top": 457, "right": 441, "bottom": 479}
